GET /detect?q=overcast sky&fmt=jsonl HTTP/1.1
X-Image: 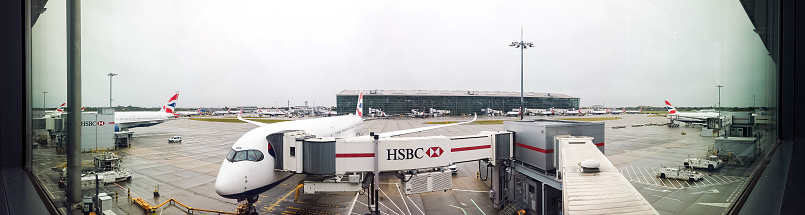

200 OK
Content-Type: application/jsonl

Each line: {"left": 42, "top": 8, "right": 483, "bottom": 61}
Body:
{"left": 32, "top": 0, "right": 772, "bottom": 109}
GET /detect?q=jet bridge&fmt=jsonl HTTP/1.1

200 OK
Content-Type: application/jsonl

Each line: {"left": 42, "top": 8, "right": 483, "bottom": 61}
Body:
{"left": 267, "top": 130, "right": 513, "bottom": 194}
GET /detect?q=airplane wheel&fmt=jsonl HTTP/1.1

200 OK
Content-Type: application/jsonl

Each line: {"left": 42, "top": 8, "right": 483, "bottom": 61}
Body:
{"left": 659, "top": 173, "right": 666, "bottom": 179}
{"left": 689, "top": 178, "right": 695, "bottom": 183}
{"left": 708, "top": 165, "right": 714, "bottom": 171}
{"left": 683, "top": 163, "right": 690, "bottom": 168}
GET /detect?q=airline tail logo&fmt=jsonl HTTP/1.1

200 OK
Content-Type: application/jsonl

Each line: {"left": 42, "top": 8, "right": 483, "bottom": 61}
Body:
{"left": 197, "top": 107, "right": 203, "bottom": 114}
{"left": 356, "top": 91, "right": 364, "bottom": 116}
{"left": 162, "top": 93, "right": 179, "bottom": 114}
{"left": 639, "top": 107, "right": 642, "bottom": 112}
{"left": 665, "top": 100, "right": 677, "bottom": 114}
{"left": 56, "top": 103, "right": 66, "bottom": 113}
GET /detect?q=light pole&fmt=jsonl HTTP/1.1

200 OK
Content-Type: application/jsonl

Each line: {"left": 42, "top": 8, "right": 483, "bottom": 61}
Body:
{"left": 108, "top": 73, "right": 118, "bottom": 107}
{"left": 716, "top": 85, "right": 723, "bottom": 115}
{"left": 509, "top": 27, "right": 534, "bottom": 120}
{"left": 42, "top": 91, "right": 48, "bottom": 109}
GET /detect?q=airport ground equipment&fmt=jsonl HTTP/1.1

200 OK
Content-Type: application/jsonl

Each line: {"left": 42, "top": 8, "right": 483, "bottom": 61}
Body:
{"left": 684, "top": 155, "right": 723, "bottom": 171}
{"left": 168, "top": 136, "right": 182, "bottom": 143}
{"left": 657, "top": 167, "right": 703, "bottom": 182}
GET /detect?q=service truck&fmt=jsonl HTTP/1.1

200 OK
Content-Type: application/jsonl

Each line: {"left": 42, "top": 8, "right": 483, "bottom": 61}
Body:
{"left": 684, "top": 155, "right": 723, "bottom": 171}
{"left": 657, "top": 167, "right": 703, "bottom": 182}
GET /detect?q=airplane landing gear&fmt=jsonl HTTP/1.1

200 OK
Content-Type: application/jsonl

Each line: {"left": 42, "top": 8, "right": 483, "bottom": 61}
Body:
{"left": 237, "top": 195, "right": 259, "bottom": 215}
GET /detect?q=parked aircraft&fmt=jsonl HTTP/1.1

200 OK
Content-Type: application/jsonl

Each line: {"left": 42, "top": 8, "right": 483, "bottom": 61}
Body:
{"left": 114, "top": 93, "right": 179, "bottom": 131}
{"left": 214, "top": 91, "right": 476, "bottom": 212}
{"left": 177, "top": 107, "right": 204, "bottom": 117}
{"left": 626, "top": 107, "right": 643, "bottom": 114}
{"left": 665, "top": 100, "right": 719, "bottom": 123}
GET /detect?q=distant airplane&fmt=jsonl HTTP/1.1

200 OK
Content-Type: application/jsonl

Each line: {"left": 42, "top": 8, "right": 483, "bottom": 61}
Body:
{"left": 538, "top": 108, "right": 556, "bottom": 116}
{"left": 590, "top": 108, "right": 610, "bottom": 115}
{"left": 177, "top": 107, "right": 204, "bottom": 117}
{"left": 505, "top": 109, "right": 521, "bottom": 117}
{"left": 565, "top": 109, "right": 585, "bottom": 116}
{"left": 214, "top": 91, "right": 477, "bottom": 213}
{"left": 626, "top": 107, "right": 643, "bottom": 114}
{"left": 665, "top": 100, "right": 719, "bottom": 123}
{"left": 213, "top": 108, "right": 237, "bottom": 116}
{"left": 114, "top": 93, "right": 179, "bottom": 131}
{"left": 42, "top": 103, "right": 84, "bottom": 118}
{"left": 610, "top": 108, "right": 625, "bottom": 115}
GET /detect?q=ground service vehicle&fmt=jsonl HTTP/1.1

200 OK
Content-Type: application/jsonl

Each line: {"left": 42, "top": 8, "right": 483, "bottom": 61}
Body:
{"left": 657, "top": 167, "right": 703, "bottom": 182}
{"left": 684, "top": 155, "right": 723, "bottom": 171}
{"left": 169, "top": 136, "right": 182, "bottom": 143}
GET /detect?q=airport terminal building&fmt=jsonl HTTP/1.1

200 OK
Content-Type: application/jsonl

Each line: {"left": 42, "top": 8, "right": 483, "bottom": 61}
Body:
{"left": 336, "top": 90, "right": 579, "bottom": 116}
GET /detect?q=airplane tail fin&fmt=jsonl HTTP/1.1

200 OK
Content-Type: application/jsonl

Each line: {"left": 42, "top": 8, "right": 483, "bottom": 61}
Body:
{"left": 81, "top": 107, "right": 85, "bottom": 112}
{"left": 161, "top": 93, "right": 179, "bottom": 114}
{"left": 665, "top": 100, "right": 677, "bottom": 114}
{"left": 56, "top": 103, "right": 66, "bottom": 113}
{"left": 356, "top": 91, "right": 364, "bottom": 116}
{"left": 639, "top": 107, "right": 643, "bottom": 112}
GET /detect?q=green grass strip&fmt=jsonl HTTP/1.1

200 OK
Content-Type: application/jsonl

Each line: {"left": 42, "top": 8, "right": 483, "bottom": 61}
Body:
{"left": 189, "top": 118, "right": 290, "bottom": 124}
{"left": 560, "top": 117, "right": 621, "bottom": 121}
{"left": 424, "top": 121, "right": 459, "bottom": 124}
{"left": 472, "top": 120, "right": 515, "bottom": 125}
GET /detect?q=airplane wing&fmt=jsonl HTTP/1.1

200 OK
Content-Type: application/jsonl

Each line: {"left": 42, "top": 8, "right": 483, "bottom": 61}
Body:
{"left": 377, "top": 113, "right": 477, "bottom": 138}
{"left": 237, "top": 113, "right": 268, "bottom": 127}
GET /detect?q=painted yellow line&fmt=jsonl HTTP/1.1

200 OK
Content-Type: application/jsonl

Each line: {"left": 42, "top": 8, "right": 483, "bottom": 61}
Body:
{"left": 267, "top": 187, "right": 299, "bottom": 211}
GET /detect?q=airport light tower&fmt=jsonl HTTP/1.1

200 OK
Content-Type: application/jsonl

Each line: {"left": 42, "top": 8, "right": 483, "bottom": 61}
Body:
{"left": 716, "top": 85, "right": 723, "bottom": 115}
{"left": 42, "top": 91, "right": 47, "bottom": 109}
{"left": 108, "top": 73, "right": 118, "bottom": 107}
{"left": 509, "top": 27, "right": 534, "bottom": 120}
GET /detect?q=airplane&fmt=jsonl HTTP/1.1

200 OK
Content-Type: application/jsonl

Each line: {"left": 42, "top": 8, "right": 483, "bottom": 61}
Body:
{"left": 177, "top": 107, "right": 204, "bottom": 117}
{"left": 610, "top": 108, "right": 625, "bottom": 114}
{"left": 538, "top": 108, "right": 556, "bottom": 116}
{"left": 42, "top": 103, "right": 84, "bottom": 118}
{"left": 626, "top": 107, "right": 643, "bottom": 114}
{"left": 589, "top": 108, "right": 610, "bottom": 115}
{"left": 213, "top": 108, "right": 237, "bottom": 116}
{"left": 214, "top": 91, "right": 477, "bottom": 212}
{"left": 505, "top": 109, "right": 521, "bottom": 117}
{"left": 565, "top": 109, "right": 586, "bottom": 116}
{"left": 665, "top": 100, "right": 720, "bottom": 124}
{"left": 113, "top": 93, "right": 179, "bottom": 132}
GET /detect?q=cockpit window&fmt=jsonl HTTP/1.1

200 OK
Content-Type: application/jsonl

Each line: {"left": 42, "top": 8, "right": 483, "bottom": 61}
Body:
{"left": 226, "top": 149, "right": 236, "bottom": 162}
{"left": 226, "top": 149, "right": 265, "bottom": 162}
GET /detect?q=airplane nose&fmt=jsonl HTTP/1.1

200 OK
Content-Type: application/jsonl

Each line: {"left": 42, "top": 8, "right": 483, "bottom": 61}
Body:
{"left": 215, "top": 162, "right": 237, "bottom": 196}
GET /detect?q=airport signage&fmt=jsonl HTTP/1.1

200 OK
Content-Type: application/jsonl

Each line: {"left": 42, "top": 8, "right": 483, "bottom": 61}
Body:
{"left": 81, "top": 121, "right": 106, "bottom": 126}
{"left": 386, "top": 147, "right": 443, "bottom": 160}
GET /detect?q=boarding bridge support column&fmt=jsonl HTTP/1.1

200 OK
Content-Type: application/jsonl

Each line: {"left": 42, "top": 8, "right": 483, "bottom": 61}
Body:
{"left": 370, "top": 133, "right": 380, "bottom": 215}
{"left": 492, "top": 163, "right": 500, "bottom": 209}
{"left": 66, "top": 0, "right": 83, "bottom": 210}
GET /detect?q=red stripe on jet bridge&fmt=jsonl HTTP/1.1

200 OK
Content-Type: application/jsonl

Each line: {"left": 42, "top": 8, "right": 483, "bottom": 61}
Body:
{"left": 108, "top": 122, "right": 115, "bottom": 124}
{"left": 336, "top": 153, "right": 375, "bottom": 158}
{"left": 451, "top": 145, "right": 491, "bottom": 152}
{"left": 595, "top": 142, "right": 605, "bottom": 147}
{"left": 516, "top": 143, "right": 554, "bottom": 153}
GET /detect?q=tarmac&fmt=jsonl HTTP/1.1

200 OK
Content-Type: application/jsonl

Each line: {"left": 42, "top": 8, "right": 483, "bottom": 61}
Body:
{"left": 31, "top": 113, "right": 769, "bottom": 215}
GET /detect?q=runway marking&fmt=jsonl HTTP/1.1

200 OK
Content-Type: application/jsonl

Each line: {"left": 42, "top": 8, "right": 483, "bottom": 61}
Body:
{"left": 266, "top": 186, "right": 299, "bottom": 212}
{"left": 452, "top": 189, "right": 489, "bottom": 193}
{"left": 394, "top": 183, "right": 412, "bottom": 215}
{"left": 651, "top": 194, "right": 684, "bottom": 202}
{"left": 346, "top": 192, "right": 360, "bottom": 215}
{"left": 406, "top": 194, "right": 426, "bottom": 215}
{"left": 379, "top": 187, "right": 405, "bottom": 215}
{"left": 449, "top": 205, "right": 469, "bottom": 215}
{"left": 698, "top": 202, "right": 731, "bottom": 208}
{"left": 471, "top": 199, "right": 486, "bottom": 215}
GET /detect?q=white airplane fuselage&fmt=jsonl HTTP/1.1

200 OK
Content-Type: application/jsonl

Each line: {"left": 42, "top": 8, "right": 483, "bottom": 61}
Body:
{"left": 214, "top": 115, "right": 364, "bottom": 200}
{"left": 115, "top": 111, "right": 175, "bottom": 131}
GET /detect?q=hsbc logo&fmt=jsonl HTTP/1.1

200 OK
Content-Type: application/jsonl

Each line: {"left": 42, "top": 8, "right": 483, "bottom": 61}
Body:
{"left": 387, "top": 147, "right": 443, "bottom": 160}
{"left": 82, "top": 121, "right": 105, "bottom": 126}
{"left": 425, "top": 147, "right": 443, "bottom": 158}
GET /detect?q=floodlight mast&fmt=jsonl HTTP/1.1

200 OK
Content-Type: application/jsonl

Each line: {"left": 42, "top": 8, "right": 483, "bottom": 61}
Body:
{"left": 510, "top": 28, "right": 534, "bottom": 120}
